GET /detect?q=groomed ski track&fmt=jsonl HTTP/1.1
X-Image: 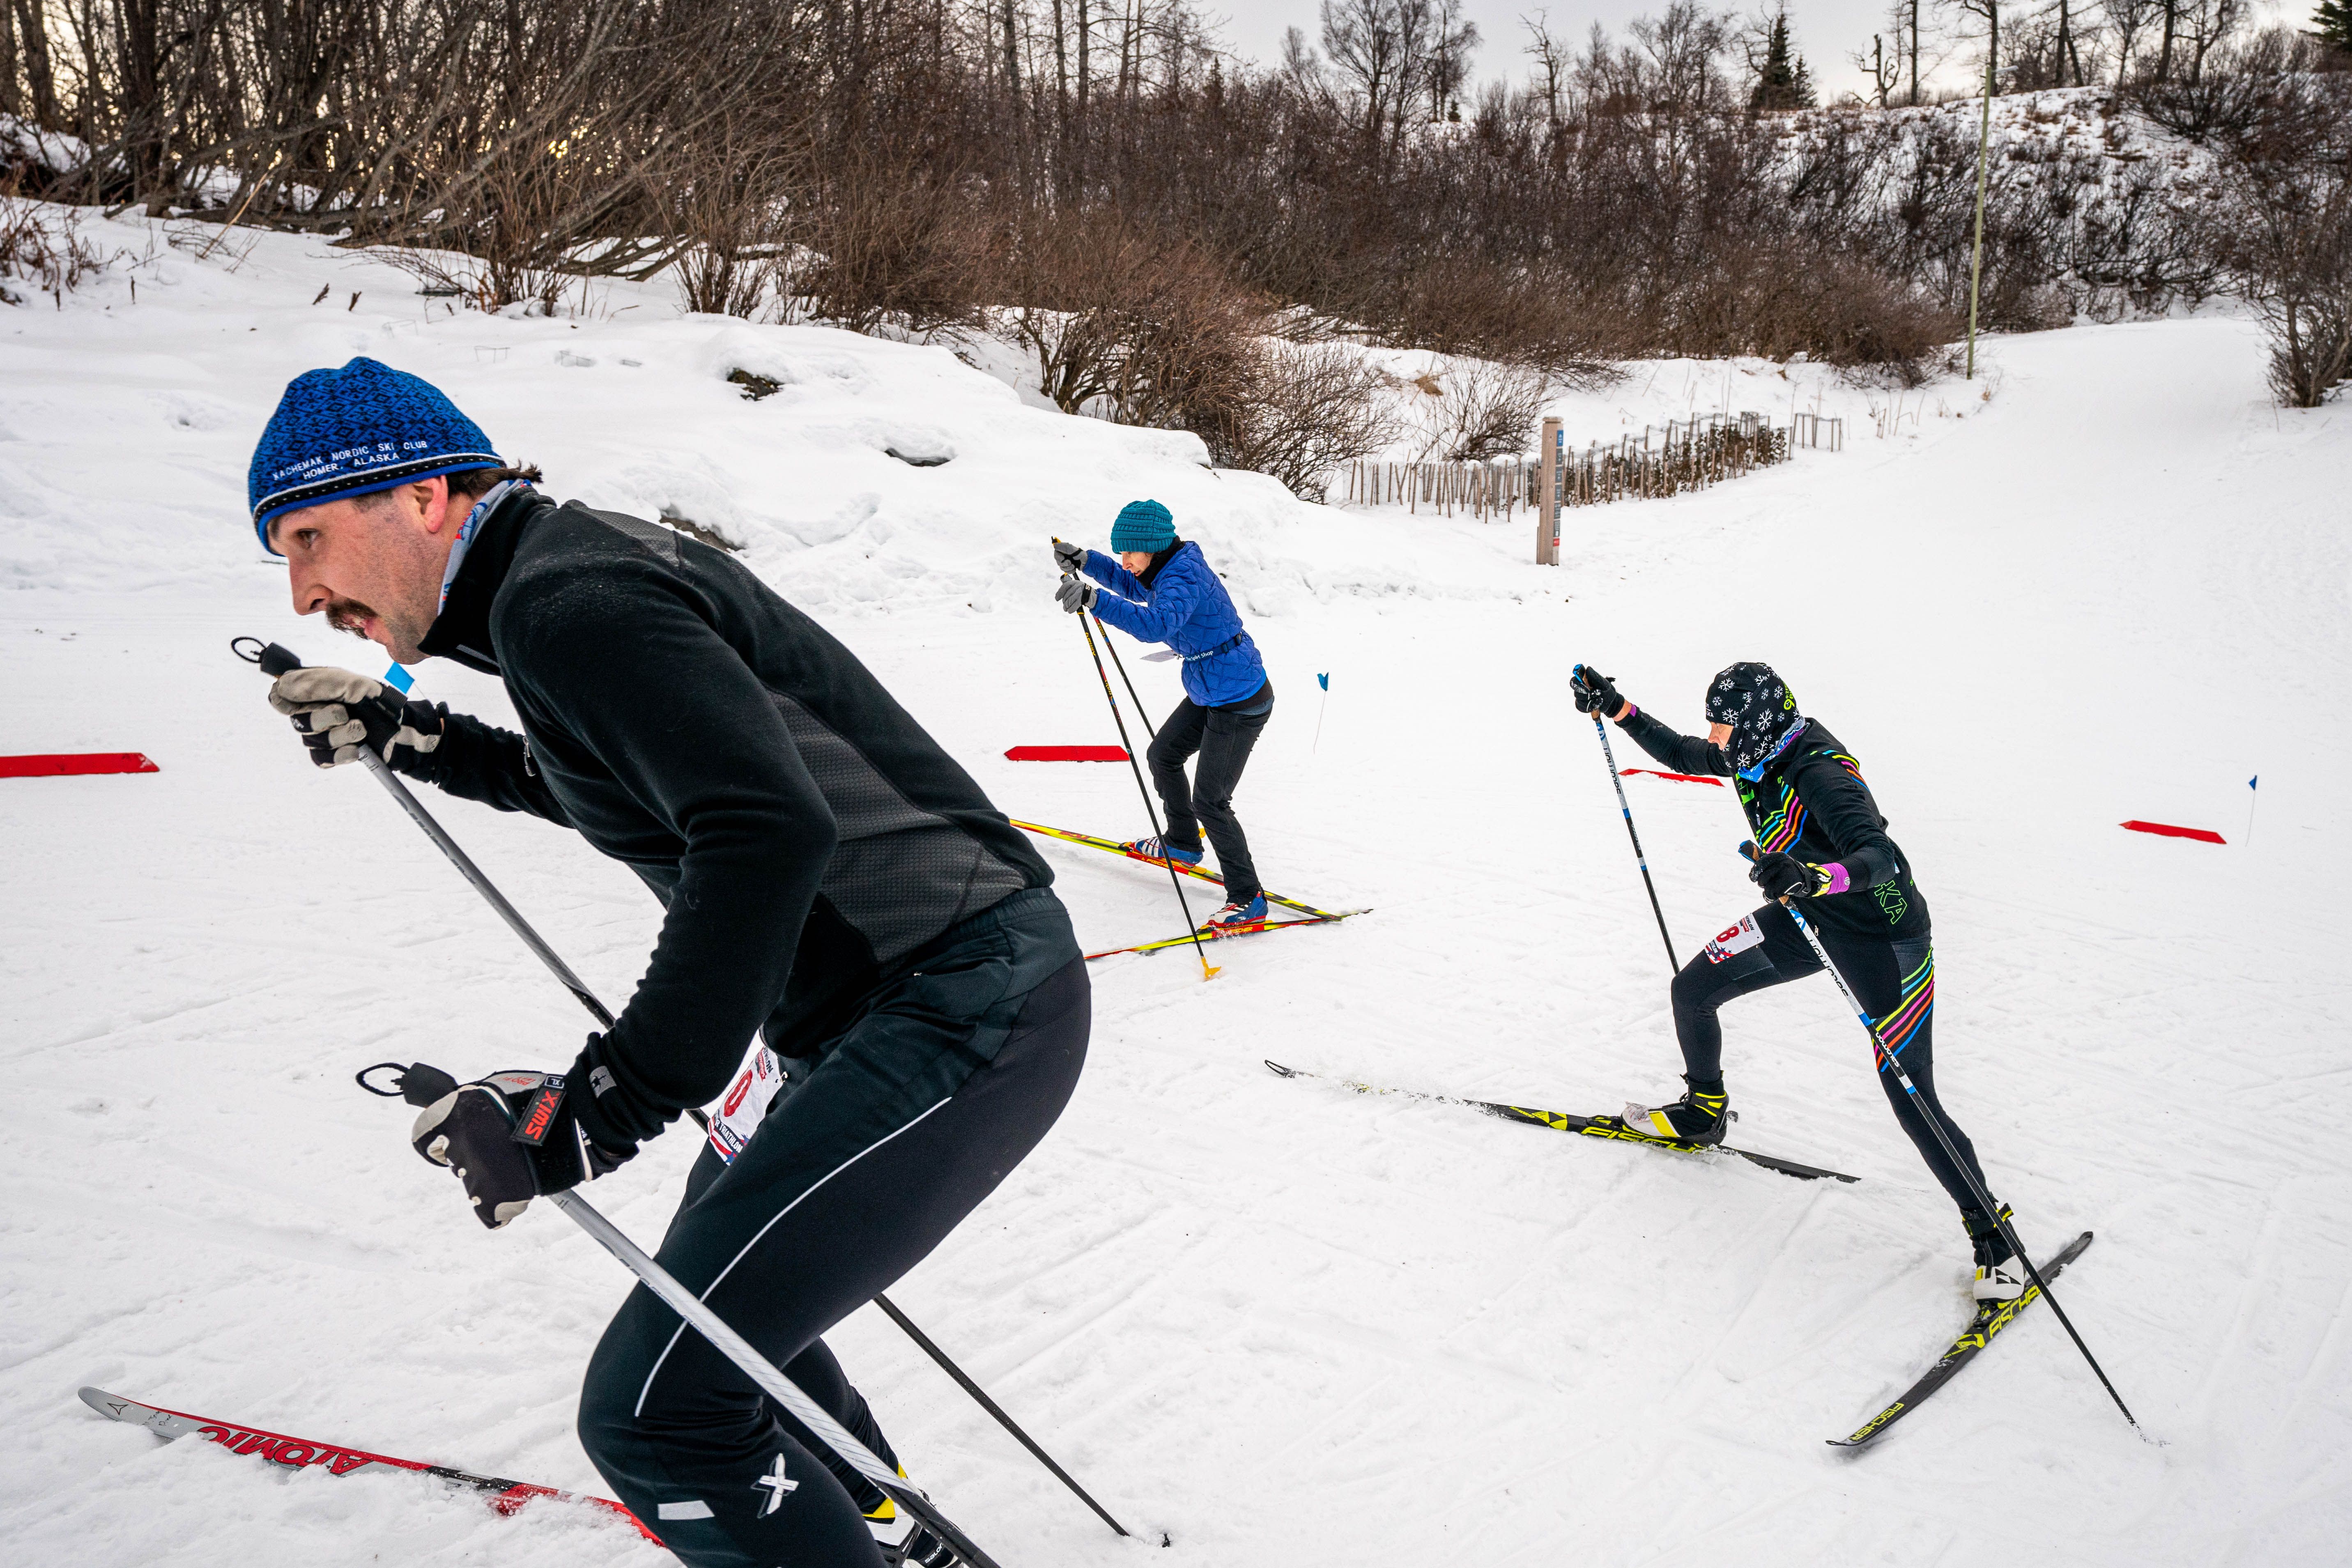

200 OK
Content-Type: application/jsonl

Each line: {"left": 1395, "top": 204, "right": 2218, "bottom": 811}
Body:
{"left": 4, "top": 215, "right": 2350, "bottom": 1566}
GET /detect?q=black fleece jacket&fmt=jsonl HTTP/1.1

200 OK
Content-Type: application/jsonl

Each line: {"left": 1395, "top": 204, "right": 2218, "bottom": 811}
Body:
{"left": 1618, "top": 708, "right": 1930, "bottom": 940}
{"left": 407, "top": 490, "right": 1050, "bottom": 1154}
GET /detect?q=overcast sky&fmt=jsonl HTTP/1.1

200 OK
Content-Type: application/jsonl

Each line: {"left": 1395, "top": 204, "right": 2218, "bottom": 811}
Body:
{"left": 1212, "top": 0, "right": 2302, "bottom": 105}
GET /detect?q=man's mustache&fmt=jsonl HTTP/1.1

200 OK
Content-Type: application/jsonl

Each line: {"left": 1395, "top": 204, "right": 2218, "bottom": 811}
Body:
{"left": 324, "top": 597, "right": 379, "bottom": 636}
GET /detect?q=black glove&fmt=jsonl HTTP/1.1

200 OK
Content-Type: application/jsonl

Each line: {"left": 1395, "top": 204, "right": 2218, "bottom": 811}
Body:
{"left": 402, "top": 1064, "right": 630, "bottom": 1229}
{"left": 1052, "top": 538, "right": 1085, "bottom": 574}
{"left": 1745, "top": 848, "right": 1824, "bottom": 901}
{"left": 1572, "top": 664, "right": 1625, "bottom": 719}
{"left": 268, "top": 667, "right": 443, "bottom": 772}
{"left": 1055, "top": 577, "right": 1098, "bottom": 615}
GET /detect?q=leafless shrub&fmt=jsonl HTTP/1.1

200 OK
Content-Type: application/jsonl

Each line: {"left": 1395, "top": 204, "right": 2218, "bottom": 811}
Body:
{"left": 0, "top": 191, "right": 112, "bottom": 304}
{"left": 1405, "top": 361, "right": 1548, "bottom": 460}
{"left": 1200, "top": 343, "right": 1401, "bottom": 501}
{"left": 994, "top": 207, "right": 1260, "bottom": 421}
{"left": 785, "top": 155, "right": 989, "bottom": 336}
{"left": 2206, "top": 159, "right": 2352, "bottom": 405}
{"left": 2128, "top": 31, "right": 2352, "bottom": 153}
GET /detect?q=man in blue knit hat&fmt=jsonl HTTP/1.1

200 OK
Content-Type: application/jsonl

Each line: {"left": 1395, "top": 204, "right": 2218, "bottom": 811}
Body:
{"left": 247, "top": 357, "right": 1090, "bottom": 1568}
{"left": 1054, "top": 499, "right": 1274, "bottom": 928}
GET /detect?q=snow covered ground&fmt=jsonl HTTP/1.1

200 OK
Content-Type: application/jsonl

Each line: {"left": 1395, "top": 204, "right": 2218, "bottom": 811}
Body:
{"left": 5, "top": 207, "right": 2350, "bottom": 1566}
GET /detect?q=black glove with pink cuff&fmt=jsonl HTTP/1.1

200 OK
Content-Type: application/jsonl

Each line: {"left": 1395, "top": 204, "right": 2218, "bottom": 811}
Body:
{"left": 1571, "top": 664, "right": 1630, "bottom": 720}
{"left": 1746, "top": 848, "right": 1848, "bottom": 901}
{"left": 399, "top": 1063, "right": 633, "bottom": 1229}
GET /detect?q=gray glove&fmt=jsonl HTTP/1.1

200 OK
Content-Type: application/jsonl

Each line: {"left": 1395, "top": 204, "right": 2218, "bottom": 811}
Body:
{"left": 1055, "top": 577, "right": 1097, "bottom": 615}
{"left": 1052, "top": 538, "right": 1085, "bottom": 574}
{"left": 268, "top": 666, "right": 443, "bottom": 770}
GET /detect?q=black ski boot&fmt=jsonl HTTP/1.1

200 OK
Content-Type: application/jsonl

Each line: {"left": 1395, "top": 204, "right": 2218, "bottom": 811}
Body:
{"left": 1620, "top": 1076, "right": 1731, "bottom": 1145}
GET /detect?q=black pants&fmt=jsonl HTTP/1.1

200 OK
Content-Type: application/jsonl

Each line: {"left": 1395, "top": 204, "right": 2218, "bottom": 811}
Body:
{"left": 1147, "top": 694, "right": 1272, "bottom": 904}
{"left": 577, "top": 890, "right": 1088, "bottom": 1567}
{"left": 1670, "top": 901, "right": 1994, "bottom": 1220}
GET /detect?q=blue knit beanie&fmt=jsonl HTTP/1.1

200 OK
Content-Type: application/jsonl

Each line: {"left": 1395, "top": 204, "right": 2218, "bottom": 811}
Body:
{"left": 248, "top": 358, "right": 502, "bottom": 552}
{"left": 1110, "top": 499, "right": 1175, "bottom": 554}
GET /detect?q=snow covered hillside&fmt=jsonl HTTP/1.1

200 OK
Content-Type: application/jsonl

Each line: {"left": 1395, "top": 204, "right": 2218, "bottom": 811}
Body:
{"left": 4, "top": 209, "right": 2350, "bottom": 1566}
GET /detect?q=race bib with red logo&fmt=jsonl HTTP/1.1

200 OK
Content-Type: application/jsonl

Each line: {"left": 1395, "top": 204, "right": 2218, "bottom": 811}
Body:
{"left": 709, "top": 1047, "right": 785, "bottom": 1164}
{"left": 1704, "top": 915, "right": 1766, "bottom": 965}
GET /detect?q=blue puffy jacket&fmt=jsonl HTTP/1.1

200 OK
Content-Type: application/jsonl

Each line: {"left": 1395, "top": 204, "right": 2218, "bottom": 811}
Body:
{"left": 1083, "top": 541, "right": 1268, "bottom": 708}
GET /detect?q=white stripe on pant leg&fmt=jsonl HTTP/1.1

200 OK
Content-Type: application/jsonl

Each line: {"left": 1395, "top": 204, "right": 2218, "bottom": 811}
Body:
{"left": 633, "top": 1096, "right": 955, "bottom": 1418}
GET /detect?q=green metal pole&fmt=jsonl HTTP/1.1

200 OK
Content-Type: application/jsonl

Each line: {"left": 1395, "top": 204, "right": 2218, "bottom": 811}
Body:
{"left": 1966, "top": 45, "right": 1994, "bottom": 379}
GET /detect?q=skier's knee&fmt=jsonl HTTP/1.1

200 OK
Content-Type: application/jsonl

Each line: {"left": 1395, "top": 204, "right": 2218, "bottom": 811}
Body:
{"left": 1668, "top": 959, "right": 1717, "bottom": 1018}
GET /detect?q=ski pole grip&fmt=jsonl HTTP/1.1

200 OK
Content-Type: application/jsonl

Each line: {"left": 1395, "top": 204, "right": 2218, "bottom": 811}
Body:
{"left": 1738, "top": 841, "right": 1759, "bottom": 864}
{"left": 397, "top": 1062, "right": 459, "bottom": 1107}
{"left": 230, "top": 635, "right": 305, "bottom": 678}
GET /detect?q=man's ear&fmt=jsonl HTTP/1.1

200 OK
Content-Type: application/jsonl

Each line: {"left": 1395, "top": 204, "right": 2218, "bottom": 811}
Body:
{"left": 412, "top": 476, "right": 458, "bottom": 536}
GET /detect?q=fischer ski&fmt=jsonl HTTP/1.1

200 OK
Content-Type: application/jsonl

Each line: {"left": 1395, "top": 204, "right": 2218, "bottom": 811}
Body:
{"left": 1828, "top": 1230, "right": 2097, "bottom": 1449}
{"left": 76, "top": 1387, "right": 659, "bottom": 1541}
{"left": 1087, "top": 910, "right": 1368, "bottom": 961}
{"left": 1011, "top": 819, "right": 1352, "bottom": 921}
{"left": 1263, "top": 1061, "right": 1860, "bottom": 1183}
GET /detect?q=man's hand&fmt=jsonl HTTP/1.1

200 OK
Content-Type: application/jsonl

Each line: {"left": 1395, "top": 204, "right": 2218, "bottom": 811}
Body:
{"left": 1052, "top": 538, "right": 1085, "bottom": 574}
{"left": 1055, "top": 577, "right": 1098, "bottom": 615}
{"left": 269, "top": 667, "right": 442, "bottom": 771}
{"left": 1747, "top": 849, "right": 1843, "bottom": 902}
{"left": 407, "top": 1066, "right": 630, "bottom": 1229}
{"left": 1571, "top": 664, "right": 1627, "bottom": 720}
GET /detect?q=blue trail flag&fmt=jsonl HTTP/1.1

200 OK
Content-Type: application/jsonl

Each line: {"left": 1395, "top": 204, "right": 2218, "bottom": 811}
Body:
{"left": 1317, "top": 672, "right": 1329, "bottom": 691}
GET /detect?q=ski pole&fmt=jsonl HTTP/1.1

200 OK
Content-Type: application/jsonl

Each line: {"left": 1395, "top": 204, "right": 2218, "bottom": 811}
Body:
{"left": 1743, "top": 843, "right": 2142, "bottom": 1435}
{"left": 236, "top": 637, "right": 1132, "bottom": 1533}
{"left": 549, "top": 1189, "right": 1006, "bottom": 1568}
{"left": 871, "top": 1295, "right": 1130, "bottom": 1538}
{"left": 1097, "top": 618, "right": 1157, "bottom": 742}
{"left": 1067, "top": 584, "right": 1220, "bottom": 980}
{"left": 1585, "top": 695, "right": 1678, "bottom": 970}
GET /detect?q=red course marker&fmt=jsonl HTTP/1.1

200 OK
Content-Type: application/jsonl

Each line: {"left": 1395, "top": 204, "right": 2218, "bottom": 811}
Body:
{"left": 1005, "top": 745, "right": 1131, "bottom": 763}
{"left": 1621, "top": 767, "right": 1723, "bottom": 787}
{"left": 0, "top": 752, "right": 159, "bottom": 779}
{"left": 2121, "top": 819, "right": 2226, "bottom": 845}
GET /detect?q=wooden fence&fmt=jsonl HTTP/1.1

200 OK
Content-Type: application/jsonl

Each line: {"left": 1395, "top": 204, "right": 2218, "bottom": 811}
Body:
{"left": 1346, "top": 411, "right": 1812, "bottom": 523}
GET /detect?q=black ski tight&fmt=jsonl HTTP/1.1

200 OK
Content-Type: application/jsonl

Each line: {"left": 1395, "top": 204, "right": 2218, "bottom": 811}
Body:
{"left": 1671, "top": 902, "right": 1993, "bottom": 1218}
{"left": 1147, "top": 692, "right": 1272, "bottom": 904}
{"left": 576, "top": 894, "right": 1087, "bottom": 1568}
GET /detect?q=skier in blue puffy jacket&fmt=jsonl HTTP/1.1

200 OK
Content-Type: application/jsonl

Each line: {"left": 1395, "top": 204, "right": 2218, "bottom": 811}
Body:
{"left": 1054, "top": 499, "right": 1274, "bottom": 927}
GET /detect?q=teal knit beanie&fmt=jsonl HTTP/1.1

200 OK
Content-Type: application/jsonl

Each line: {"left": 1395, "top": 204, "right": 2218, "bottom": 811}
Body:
{"left": 1110, "top": 499, "right": 1175, "bottom": 554}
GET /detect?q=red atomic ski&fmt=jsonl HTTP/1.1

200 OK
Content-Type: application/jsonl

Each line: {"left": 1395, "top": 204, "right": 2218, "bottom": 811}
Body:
{"left": 77, "top": 1387, "right": 660, "bottom": 1543}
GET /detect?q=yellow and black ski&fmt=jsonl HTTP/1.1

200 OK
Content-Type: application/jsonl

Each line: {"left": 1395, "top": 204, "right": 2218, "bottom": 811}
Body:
{"left": 1262, "top": 1061, "right": 1859, "bottom": 1183}
{"left": 1086, "top": 910, "right": 1368, "bottom": 961}
{"left": 1011, "top": 819, "right": 1349, "bottom": 921}
{"left": 1829, "top": 1230, "right": 2097, "bottom": 1449}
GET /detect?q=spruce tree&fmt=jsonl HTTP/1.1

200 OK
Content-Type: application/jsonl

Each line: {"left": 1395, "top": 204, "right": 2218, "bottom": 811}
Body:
{"left": 1751, "top": 15, "right": 1814, "bottom": 110}
{"left": 2318, "top": 0, "right": 2352, "bottom": 53}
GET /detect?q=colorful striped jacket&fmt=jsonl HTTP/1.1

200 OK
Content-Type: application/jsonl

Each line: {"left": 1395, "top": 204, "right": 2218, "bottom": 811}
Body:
{"left": 1619, "top": 712, "right": 1929, "bottom": 940}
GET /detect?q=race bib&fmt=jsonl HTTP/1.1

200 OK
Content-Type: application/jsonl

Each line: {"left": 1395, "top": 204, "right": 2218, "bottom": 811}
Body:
{"left": 1704, "top": 915, "right": 1766, "bottom": 965}
{"left": 708, "top": 1047, "right": 786, "bottom": 1165}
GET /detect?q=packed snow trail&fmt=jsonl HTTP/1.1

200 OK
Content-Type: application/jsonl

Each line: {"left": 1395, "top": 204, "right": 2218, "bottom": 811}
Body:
{"left": 4, "top": 211, "right": 2350, "bottom": 1565}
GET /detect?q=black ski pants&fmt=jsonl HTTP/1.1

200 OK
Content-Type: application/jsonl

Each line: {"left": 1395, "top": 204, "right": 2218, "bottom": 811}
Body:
{"left": 1670, "top": 901, "right": 1995, "bottom": 1221}
{"left": 576, "top": 889, "right": 1088, "bottom": 1568}
{"left": 1147, "top": 691, "right": 1272, "bottom": 905}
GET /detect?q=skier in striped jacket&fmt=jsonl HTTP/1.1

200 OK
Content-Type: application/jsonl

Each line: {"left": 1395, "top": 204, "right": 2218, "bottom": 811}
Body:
{"left": 1573, "top": 660, "right": 2025, "bottom": 1302}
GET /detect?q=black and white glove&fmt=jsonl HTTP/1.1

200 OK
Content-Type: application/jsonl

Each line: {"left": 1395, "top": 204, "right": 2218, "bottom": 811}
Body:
{"left": 268, "top": 667, "right": 443, "bottom": 771}
{"left": 1052, "top": 538, "right": 1086, "bottom": 574}
{"left": 1746, "top": 848, "right": 1824, "bottom": 901}
{"left": 1571, "top": 664, "right": 1626, "bottom": 719}
{"left": 1055, "top": 577, "right": 1098, "bottom": 615}
{"left": 400, "top": 1064, "right": 630, "bottom": 1229}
